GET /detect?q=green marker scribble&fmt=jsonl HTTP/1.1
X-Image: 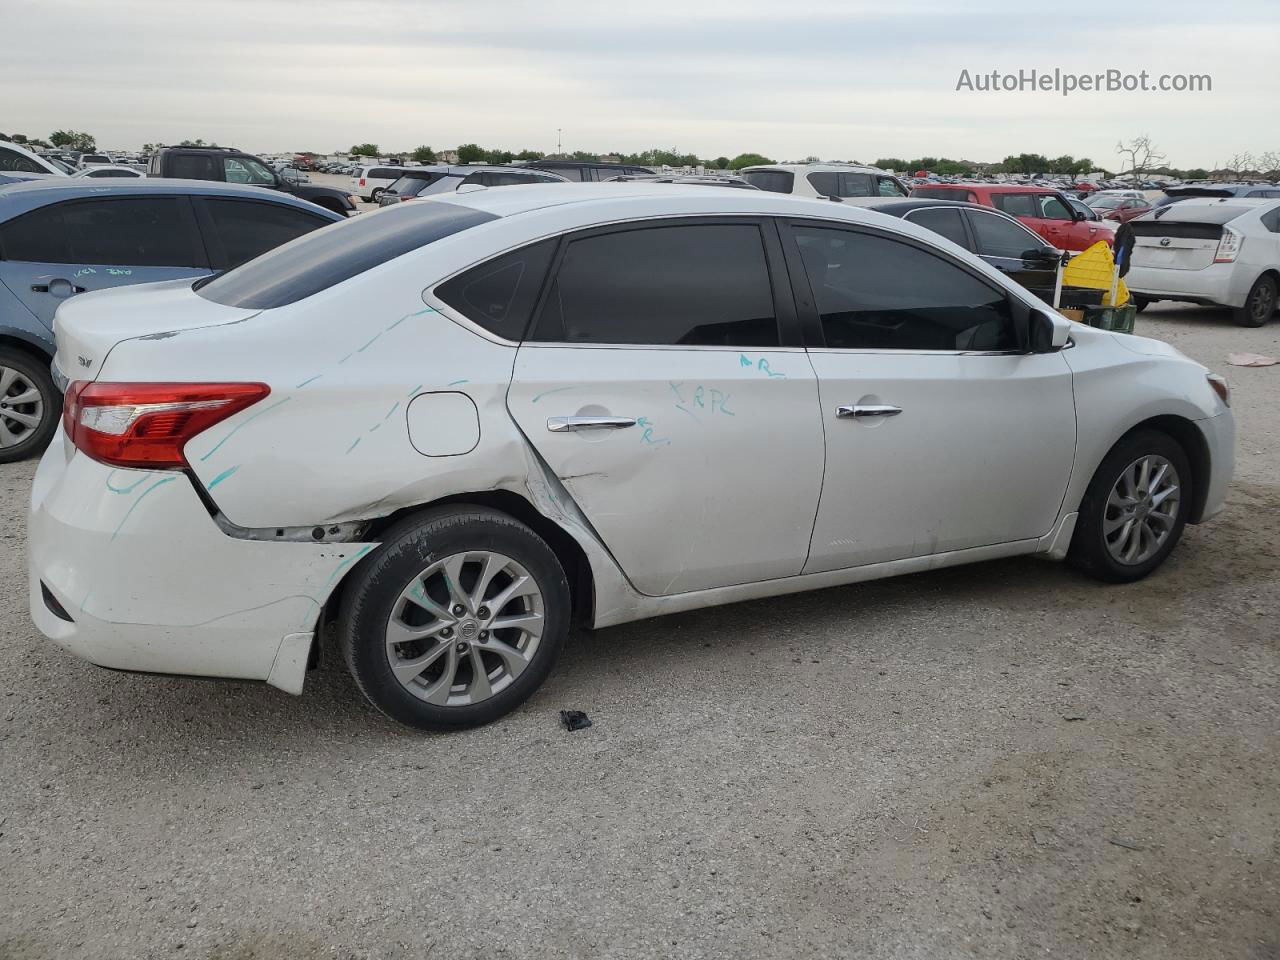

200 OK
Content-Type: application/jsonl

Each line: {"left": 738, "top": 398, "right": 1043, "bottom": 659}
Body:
{"left": 110, "top": 476, "right": 178, "bottom": 541}
{"left": 207, "top": 465, "right": 240, "bottom": 490}
{"left": 199, "top": 397, "right": 292, "bottom": 462}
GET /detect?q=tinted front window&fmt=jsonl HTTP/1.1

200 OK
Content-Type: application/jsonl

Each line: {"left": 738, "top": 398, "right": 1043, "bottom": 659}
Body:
{"left": 53, "top": 198, "right": 203, "bottom": 267}
{"left": 203, "top": 199, "right": 329, "bottom": 269}
{"left": 436, "top": 239, "right": 557, "bottom": 340}
{"left": 387, "top": 172, "right": 444, "bottom": 196}
{"left": 197, "top": 201, "right": 497, "bottom": 309}
{"left": 86, "top": 168, "right": 137, "bottom": 178}
{"left": 224, "top": 157, "right": 275, "bottom": 185}
{"left": 1037, "top": 195, "right": 1073, "bottom": 220}
{"left": 905, "top": 208, "right": 970, "bottom": 249}
{"left": 837, "top": 172, "right": 875, "bottom": 197}
{"left": 740, "top": 170, "right": 794, "bottom": 194}
{"left": 531, "top": 223, "right": 779, "bottom": 346}
{"left": 877, "top": 176, "right": 906, "bottom": 197}
{"left": 969, "top": 211, "right": 1043, "bottom": 259}
{"left": 169, "top": 154, "right": 219, "bottom": 180}
{"left": 793, "top": 226, "right": 1015, "bottom": 351}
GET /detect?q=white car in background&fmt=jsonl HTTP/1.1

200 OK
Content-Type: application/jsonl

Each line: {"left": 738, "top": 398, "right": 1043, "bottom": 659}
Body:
{"left": 30, "top": 185, "right": 1233, "bottom": 731}
{"left": 738, "top": 162, "right": 908, "bottom": 199}
{"left": 70, "top": 165, "right": 144, "bottom": 179}
{"left": 350, "top": 163, "right": 413, "bottom": 202}
{"left": 0, "top": 139, "right": 67, "bottom": 177}
{"left": 1127, "top": 197, "right": 1280, "bottom": 326}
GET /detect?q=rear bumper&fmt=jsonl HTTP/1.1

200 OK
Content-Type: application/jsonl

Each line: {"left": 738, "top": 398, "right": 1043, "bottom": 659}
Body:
{"left": 1127, "top": 263, "right": 1243, "bottom": 308}
{"left": 27, "top": 431, "right": 376, "bottom": 692}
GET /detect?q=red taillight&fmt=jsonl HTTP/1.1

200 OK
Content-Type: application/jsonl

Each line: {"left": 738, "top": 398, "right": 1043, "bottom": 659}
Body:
{"left": 359, "top": 177, "right": 366, "bottom": 187}
{"left": 65, "top": 381, "right": 270, "bottom": 469}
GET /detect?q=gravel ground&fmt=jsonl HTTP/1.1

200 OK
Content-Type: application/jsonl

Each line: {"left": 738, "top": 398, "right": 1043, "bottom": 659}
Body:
{"left": 1, "top": 305, "right": 1277, "bottom": 960}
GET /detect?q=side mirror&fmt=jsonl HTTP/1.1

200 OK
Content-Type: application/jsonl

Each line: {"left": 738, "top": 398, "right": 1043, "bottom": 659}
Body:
{"left": 1029, "top": 308, "right": 1071, "bottom": 352}
{"left": 1072, "top": 209, "right": 1086, "bottom": 221}
{"left": 1022, "top": 246, "right": 1058, "bottom": 266}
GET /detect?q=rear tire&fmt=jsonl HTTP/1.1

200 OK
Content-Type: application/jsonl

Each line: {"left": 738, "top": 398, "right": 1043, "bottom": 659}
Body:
{"left": 0, "top": 349, "right": 58, "bottom": 464}
{"left": 338, "top": 506, "right": 570, "bottom": 731}
{"left": 369, "top": 188, "right": 384, "bottom": 203}
{"left": 1133, "top": 296, "right": 1151, "bottom": 313}
{"left": 1068, "top": 429, "right": 1192, "bottom": 583}
{"left": 1232, "top": 275, "right": 1277, "bottom": 327}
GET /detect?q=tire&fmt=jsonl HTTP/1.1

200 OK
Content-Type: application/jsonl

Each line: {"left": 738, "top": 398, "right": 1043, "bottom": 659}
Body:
{"left": 1133, "top": 296, "right": 1151, "bottom": 313}
{"left": 369, "top": 188, "right": 384, "bottom": 203}
{"left": 1068, "top": 429, "right": 1192, "bottom": 583}
{"left": 1232, "top": 275, "right": 1277, "bottom": 328}
{"left": 0, "top": 348, "right": 59, "bottom": 464}
{"left": 338, "top": 506, "right": 570, "bottom": 731}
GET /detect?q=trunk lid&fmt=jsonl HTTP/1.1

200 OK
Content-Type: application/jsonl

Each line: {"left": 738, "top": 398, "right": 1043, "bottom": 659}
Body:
{"left": 52, "top": 277, "right": 259, "bottom": 383}
{"left": 1129, "top": 220, "right": 1226, "bottom": 272}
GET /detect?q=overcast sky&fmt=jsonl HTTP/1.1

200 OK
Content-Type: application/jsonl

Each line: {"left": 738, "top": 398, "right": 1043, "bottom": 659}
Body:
{"left": 2, "top": 0, "right": 1275, "bottom": 168}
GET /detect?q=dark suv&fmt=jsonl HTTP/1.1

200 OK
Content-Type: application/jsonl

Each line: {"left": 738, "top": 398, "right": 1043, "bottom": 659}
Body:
{"left": 147, "top": 147, "right": 358, "bottom": 216}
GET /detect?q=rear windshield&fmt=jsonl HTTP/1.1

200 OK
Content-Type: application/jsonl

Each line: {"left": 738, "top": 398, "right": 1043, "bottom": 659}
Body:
{"left": 739, "top": 170, "right": 794, "bottom": 193}
{"left": 1137, "top": 204, "right": 1250, "bottom": 227}
{"left": 388, "top": 172, "right": 445, "bottom": 195}
{"left": 196, "top": 202, "right": 497, "bottom": 309}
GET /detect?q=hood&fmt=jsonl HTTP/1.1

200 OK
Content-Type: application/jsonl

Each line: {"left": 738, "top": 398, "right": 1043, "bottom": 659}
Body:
{"left": 1112, "top": 331, "right": 1201, "bottom": 365}
{"left": 52, "top": 278, "right": 259, "bottom": 381}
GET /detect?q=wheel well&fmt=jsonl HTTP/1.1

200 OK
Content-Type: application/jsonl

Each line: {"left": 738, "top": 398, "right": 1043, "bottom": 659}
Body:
{"left": 1119, "top": 415, "right": 1211, "bottom": 523}
{"left": 320, "top": 490, "right": 596, "bottom": 634}
{"left": 0, "top": 334, "right": 53, "bottom": 366}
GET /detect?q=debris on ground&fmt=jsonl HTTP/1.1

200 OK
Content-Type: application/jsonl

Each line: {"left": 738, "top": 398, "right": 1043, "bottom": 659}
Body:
{"left": 1226, "top": 352, "right": 1278, "bottom": 367}
{"left": 559, "top": 710, "right": 592, "bottom": 731}
{"left": 1108, "top": 837, "right": 1145, "bottom": 851}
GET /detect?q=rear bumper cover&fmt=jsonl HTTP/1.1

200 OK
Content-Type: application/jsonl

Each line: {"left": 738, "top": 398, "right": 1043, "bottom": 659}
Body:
{"left": 1126, "top": 263, "right": 1244, "bottom": 308}
{"left": 27, "top": 432, "right": 376, "bottom": 692}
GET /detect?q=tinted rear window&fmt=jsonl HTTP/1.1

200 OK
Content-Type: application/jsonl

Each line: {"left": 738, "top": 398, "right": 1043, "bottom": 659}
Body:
{"left": 196, "top": 202, "right": 498, "bottom": 309}
{"left": 740, "top": 170, "right": 794, "bottom": 194}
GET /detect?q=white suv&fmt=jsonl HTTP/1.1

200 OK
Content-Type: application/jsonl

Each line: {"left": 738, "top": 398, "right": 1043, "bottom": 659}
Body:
{"left": 739, "top": 162, "right": 908, "bottom": 200}
{"left": 1126, "top": 197, "right": 1280, "bottom": 326}
{"left": 350, "top": 164, "right": 414, "bottom": 202}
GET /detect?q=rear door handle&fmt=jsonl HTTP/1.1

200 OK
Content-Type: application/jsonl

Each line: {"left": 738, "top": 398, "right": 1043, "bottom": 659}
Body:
{"left": 547, "top": 416, "right": 637, "bottom": 433}
{"left": 836, "top": 404, "right": 902, "bottom": 419}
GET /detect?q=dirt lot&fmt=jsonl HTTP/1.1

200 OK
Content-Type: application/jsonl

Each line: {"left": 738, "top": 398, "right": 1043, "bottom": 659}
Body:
{"left": 1, "top": 305, "right": 1277, "bottom": 960}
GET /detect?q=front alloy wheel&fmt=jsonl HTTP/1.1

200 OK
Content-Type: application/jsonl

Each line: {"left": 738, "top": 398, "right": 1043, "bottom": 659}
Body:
{"left": 1068, "top": 429, "right": 1192, "bottom": 583}
{"left": 1103, "top": 455, "right": 1181, "bottom": 566}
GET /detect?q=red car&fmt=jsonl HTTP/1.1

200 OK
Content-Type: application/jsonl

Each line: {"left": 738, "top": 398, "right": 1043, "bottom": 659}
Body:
{"left": 1085, "top": 194, "right": 1154, "bottom": 224}
{"left": 909, "top": 184, "right": 1115, "bottom": 251}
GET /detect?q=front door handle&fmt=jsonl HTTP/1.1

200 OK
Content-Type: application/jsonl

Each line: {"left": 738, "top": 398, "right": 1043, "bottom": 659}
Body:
{"left": 547, "top": 416, "right": 637, "bottom": 433}
{"left": 32, "top": 279, "right": 85, "bottom": 297}
{"left": 836, "top": 404, "right": 902, "bottom": 419}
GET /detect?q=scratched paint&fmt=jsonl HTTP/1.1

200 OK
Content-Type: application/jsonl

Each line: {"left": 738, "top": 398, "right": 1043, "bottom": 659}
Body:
{"left": 324, "top": 545, "right": 373, "bottom": 587}
{"left": 296, "top": 374, "right": 323, "bottom": 388}
{"left": 531, "top": 386, "right": 575, "bottom": 404}
{"left": 105, "top": 470, "right": 153, "bottom": 494}
{"left": 198, "top": 396, "right": 292, "bottom": 461}
{"left": 385, "top": 306, "right": 437, "bottom": 331}
{"left": 207, "top": 464, "right": 240, "bottom": 490}
{"left": 110, "top": 475, "right": 178, "bottom": 541}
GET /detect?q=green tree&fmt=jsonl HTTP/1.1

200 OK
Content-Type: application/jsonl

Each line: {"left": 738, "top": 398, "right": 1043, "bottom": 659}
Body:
{"left": 515, "top": 149, "right": 544, "bottom": 161}
{"left": 350, "top": 143, "right": 379, "bottom": 157}
{"left": 712, "top": 156, "right": 730, "bottom": 170}
{"left": 728, "top": 152, "right": 773, "bottom": 170}
{"left": 456, "top": 143, "right": 485, "bottom": 164}
{"left": 1184, "top": 168, "right": 1209, "bottom": 180}
{"left": 179, "top": 138, "right": 218, "bottom": 147}
{"left": 484, "top": 148, "right": 515, "bottom": 165}
{"left": 411, "top": 145, "right": 436, "bottom": 163}
{"left": 875, "top": 158, "right": 908, "bottom": 171}
{"left": 50, "top": 129, "right": 96, "bottom": 152}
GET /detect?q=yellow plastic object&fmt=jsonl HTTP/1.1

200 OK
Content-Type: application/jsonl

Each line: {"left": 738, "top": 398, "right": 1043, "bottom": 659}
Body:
{"left": 1061, "top": 241, "right": 1128, "bottom": 305}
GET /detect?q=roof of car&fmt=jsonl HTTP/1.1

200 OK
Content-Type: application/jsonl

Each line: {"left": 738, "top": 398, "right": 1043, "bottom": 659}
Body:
{"left": 917, "top": 183, "right": 1062, "bottom": 194}
{"left": 389, "top": 165, "right": 570, "bottom": 179}
{"left": 1147, "top": 197, "right": 1279, "bottom": 219}
{"left": 740, "top": 162, "right": 890, "bottom": 175}
{"left": 0, "top": 177, "right": 344, "bottom": 220}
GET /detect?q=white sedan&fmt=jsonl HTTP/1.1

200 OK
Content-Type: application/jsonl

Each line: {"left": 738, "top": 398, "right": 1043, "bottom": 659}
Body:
{"left": 29, "top": 185, "right": 1235, "bottom": 730}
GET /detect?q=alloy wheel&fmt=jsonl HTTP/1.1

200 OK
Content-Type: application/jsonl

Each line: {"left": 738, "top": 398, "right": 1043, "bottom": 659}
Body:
{"left": 384, "top": 551, "right": 545, "bottom": 706}
{"left": 0, "top": 366, "right": 45, "bottom": 449}
{"left": 1103, "top": 454, "right": 1181, "bottom": 566}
